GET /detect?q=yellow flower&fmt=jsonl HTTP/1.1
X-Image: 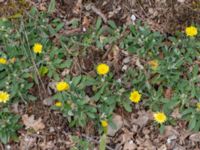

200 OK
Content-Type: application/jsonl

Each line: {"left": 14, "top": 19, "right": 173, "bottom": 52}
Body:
{"left": 153, "top": 112, "right": 167, "bottom": 124}
{"left": 0, "top": 57, "right": 7, "bottom": 64}
{"left": 129, "top": 90, "right": 141, "bottom": 103}
{"left": 0, "top": 91, "right": 10, "bottom": 103}
{"left": 33, "top": 43, "right": 43, "bottom": 54}
{"left": 101, "top": 120, "right": 108, "bottom": 127}
{"left": 55, "top": 101, "right": 62, "bottom": 107}
{"left": 96, "top": 63, "right": 110, "bottom": 75}
{"left": 56, "top": 81, "right": 70, "bottom": 92}
{"left": 185, "top": 26, "right": 198, "bottom": 37}
{"left": 196, "top": 103, "right": 200, "bottom": 110}
{"left": 148, "top": 60, "right": 159, "bottom": 70}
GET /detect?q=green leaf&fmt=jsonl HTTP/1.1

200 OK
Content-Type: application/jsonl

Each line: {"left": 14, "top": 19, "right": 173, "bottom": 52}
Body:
{"left": 72, "top": 76, "right": 82, "bottom": 86}
{"left": 159, "top": 124, "right": 165, "bottom": 134}
{"left": 192, "top": 64, "right": 199, "bottom": 76}
{"left": 189, "top": 116, "right": 196, "bottom": 130}
{"left": 181, "top": 108, "right": 194, "bottom": 117}
{"left": 129, "top": 25, "right": 136, "bottom": 35}
{"left": 96, "top": 17, "right": 102, "bottom": 30}
{"left": 48, "top": 0, "right": 56, "bottom": 14}
{"left": 28, "top": 95, "right": 37, "bottom": 101}
{"left": 99, "top": 134, "right": 106, "bottom": 150}
{"left": 0, "top": 132, "right": 9, "bottom": 144}
{"left": 108, "top": 20, "right": 117, "bottom": 29}
{"left": 59, "top": 59, "right": 72, "bottom": 69}
{"left": 122, "top": 101, "right": 132, "bottom": 112}
{"left": 39, "top": 66, "right": 49, "bottom": 76}
{"left": 55, "top": 23, "right": 65, "bottom": 32}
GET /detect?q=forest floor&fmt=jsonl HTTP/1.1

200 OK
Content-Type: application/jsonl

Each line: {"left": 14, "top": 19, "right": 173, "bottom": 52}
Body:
{"left": 1, "top": 0, "right": 200, "bottom": 150}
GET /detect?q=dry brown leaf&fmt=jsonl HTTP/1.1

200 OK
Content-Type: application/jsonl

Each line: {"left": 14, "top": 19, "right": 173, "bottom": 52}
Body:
{"left": 73, "top": 0, "right": 82, "bottom": 14}
{"left": 171, "top": 108, "right": 181, "bottom": 119}
{"left": 132, "top": 114, "right": 149, "bottom": 128}
{"left": 108, "top": 114, "right": 123, "bottom": 136}
{"left": 158, "top": 144, "right": 167, "bottom": 150}
{"left": 20, "top": 135, "right": 37, "bottom": 150}
{"left": 164, "top": 88, "right": 173, "bottom": 99}
{"left": 82, "top": 16, "right": 90, "bottom": 28}
{"left": 123, "top": 141, "right": 137, "bottom": 150}
{"left": 22, "top": 114, "right": 45, "bottom": 131}
{"left": 189, "top": 133, "right": 200, "bottom": 142}
{"left": 132, "top": 111, "right": 152, "bottom": 128}
{"left": 143, "top": 140, "right": 156, "bottom": 150}
{"left": 162, "top": 126, "right": 179, "bottom": 139}
{"left": 121, "top": 128, "right": 134, "bottom": 143}
{"left": 39, "top": 4, "right": 46, "bottom": 11}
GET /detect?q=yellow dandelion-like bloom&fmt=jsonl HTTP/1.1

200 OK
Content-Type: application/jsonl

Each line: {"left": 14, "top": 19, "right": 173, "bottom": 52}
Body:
{"left": 185, "top": 26, "right": 198, "bottom": 37}
{"left": 129, "top": 90, "right": 141, "bottom": 103}
{"left": 56, "top": 81, "right": 70, "bottom": 92}
{"left": 0, "top": 91, "right": 10, "bottom": 103}
{"left": 196, "top": 103, "right": 200, "bottom": 110}
{"left": 96, "top": 63, "right": 110, "bottom": 75}
{"left": 148, "top": 60, "right": 159, "bottom": 70}
{"left": 33, "top": 43, "right": 43, "bottom": 54}
{"left": 55, "top": 101, "right": 62, "bottom": 107}
{"left": 153, "top": 112, "right": 167, "bottom": 124}
{"left": 0, "top": 57, "right": 7, "bottom": 64}
{"left": 101, "top": 120, "right": 108, "bottom": 127}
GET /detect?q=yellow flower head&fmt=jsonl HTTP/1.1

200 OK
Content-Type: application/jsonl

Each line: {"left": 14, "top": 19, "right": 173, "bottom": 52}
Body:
{"left": 185, "top": 26, "right": 198, "bottom": 37}
{"left": 148, "top": 60, "right": 159, "bottom": 70}
{"left": 55, "top": 101, "right": 62, "bottom": 107}
{"left": 153, "top": 112, "right": 167, "bottom": 124}
{"left": 33, "top": 43, "right": 43, "bottom": 54}
{"left": 101, "top": 120, "right": 108, "bottom": 127}
{"left": 56, "top": 81, "right": 70, "bottom": 92}
{"left": 129, "top": 90, "right": 141, "bottom": 103}
{"left": 0, "top": 57, "right": 7, "bottom": 64}
{"left": 96, "top": 63, "right": 110, "bottom": 75}
{"left": 196, "top": 102, "right": 200, "bottom": 110}
{"left": 0, "top": 91, "right": 10, "bottom": 103}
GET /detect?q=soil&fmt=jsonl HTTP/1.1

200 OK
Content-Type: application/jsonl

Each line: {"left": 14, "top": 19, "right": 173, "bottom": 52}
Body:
{"left": 1, "top": 0, "right": 200, "bottom": 149}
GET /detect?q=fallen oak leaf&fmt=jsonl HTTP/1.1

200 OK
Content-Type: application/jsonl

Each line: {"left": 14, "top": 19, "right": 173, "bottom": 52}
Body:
{"left": 82, "top": 16, "right": 90, "bottom": 28}
{"left": 22, "top": 114, "right": 45, "bottom": 131}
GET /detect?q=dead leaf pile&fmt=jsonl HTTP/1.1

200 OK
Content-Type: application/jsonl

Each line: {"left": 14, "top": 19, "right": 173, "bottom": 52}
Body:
{"left": 22, "top": 114, "right": 45, "bottom": 132}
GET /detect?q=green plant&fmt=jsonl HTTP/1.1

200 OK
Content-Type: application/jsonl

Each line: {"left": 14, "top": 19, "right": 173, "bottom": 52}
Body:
{"left": 0, "top": 108, "right": 21, "bottom": 144}
{"left": 0, "top": 5, "right": 200, "bottom": 146}
{"left": 52, "top": 73, "right": 131, "bottom": 129}
{"left": 69, "top": 135, "right": 94, "bottom": 150}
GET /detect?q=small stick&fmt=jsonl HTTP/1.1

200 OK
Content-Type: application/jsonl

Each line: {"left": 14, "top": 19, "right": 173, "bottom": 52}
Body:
{"left": 91, "top": 5, "right": 107, "bottom": 23}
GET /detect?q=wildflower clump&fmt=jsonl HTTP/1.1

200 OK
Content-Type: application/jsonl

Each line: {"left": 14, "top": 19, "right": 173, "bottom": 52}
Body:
{"left": 0, "top": 58, "right": 7, "bottom": 64}
{"left": 153, "top": 112, "right": 167, "bottom": 124}
{"left": 56, "top": 81, "right": 70, "bottom": 92}
{"left": 96, "top": 63, "right": 110, "bottom": 75}
{"left": 33, "top": 43, "right": 43, "bottom": 54}
{"left": 129, "top": 90, "right": 141, "bottom": 103}
{"left": 185, "top": 26, "right": 198, "bottom": 37}
{"left": 0, "top": 91, "right": 10, "bottom": 103}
